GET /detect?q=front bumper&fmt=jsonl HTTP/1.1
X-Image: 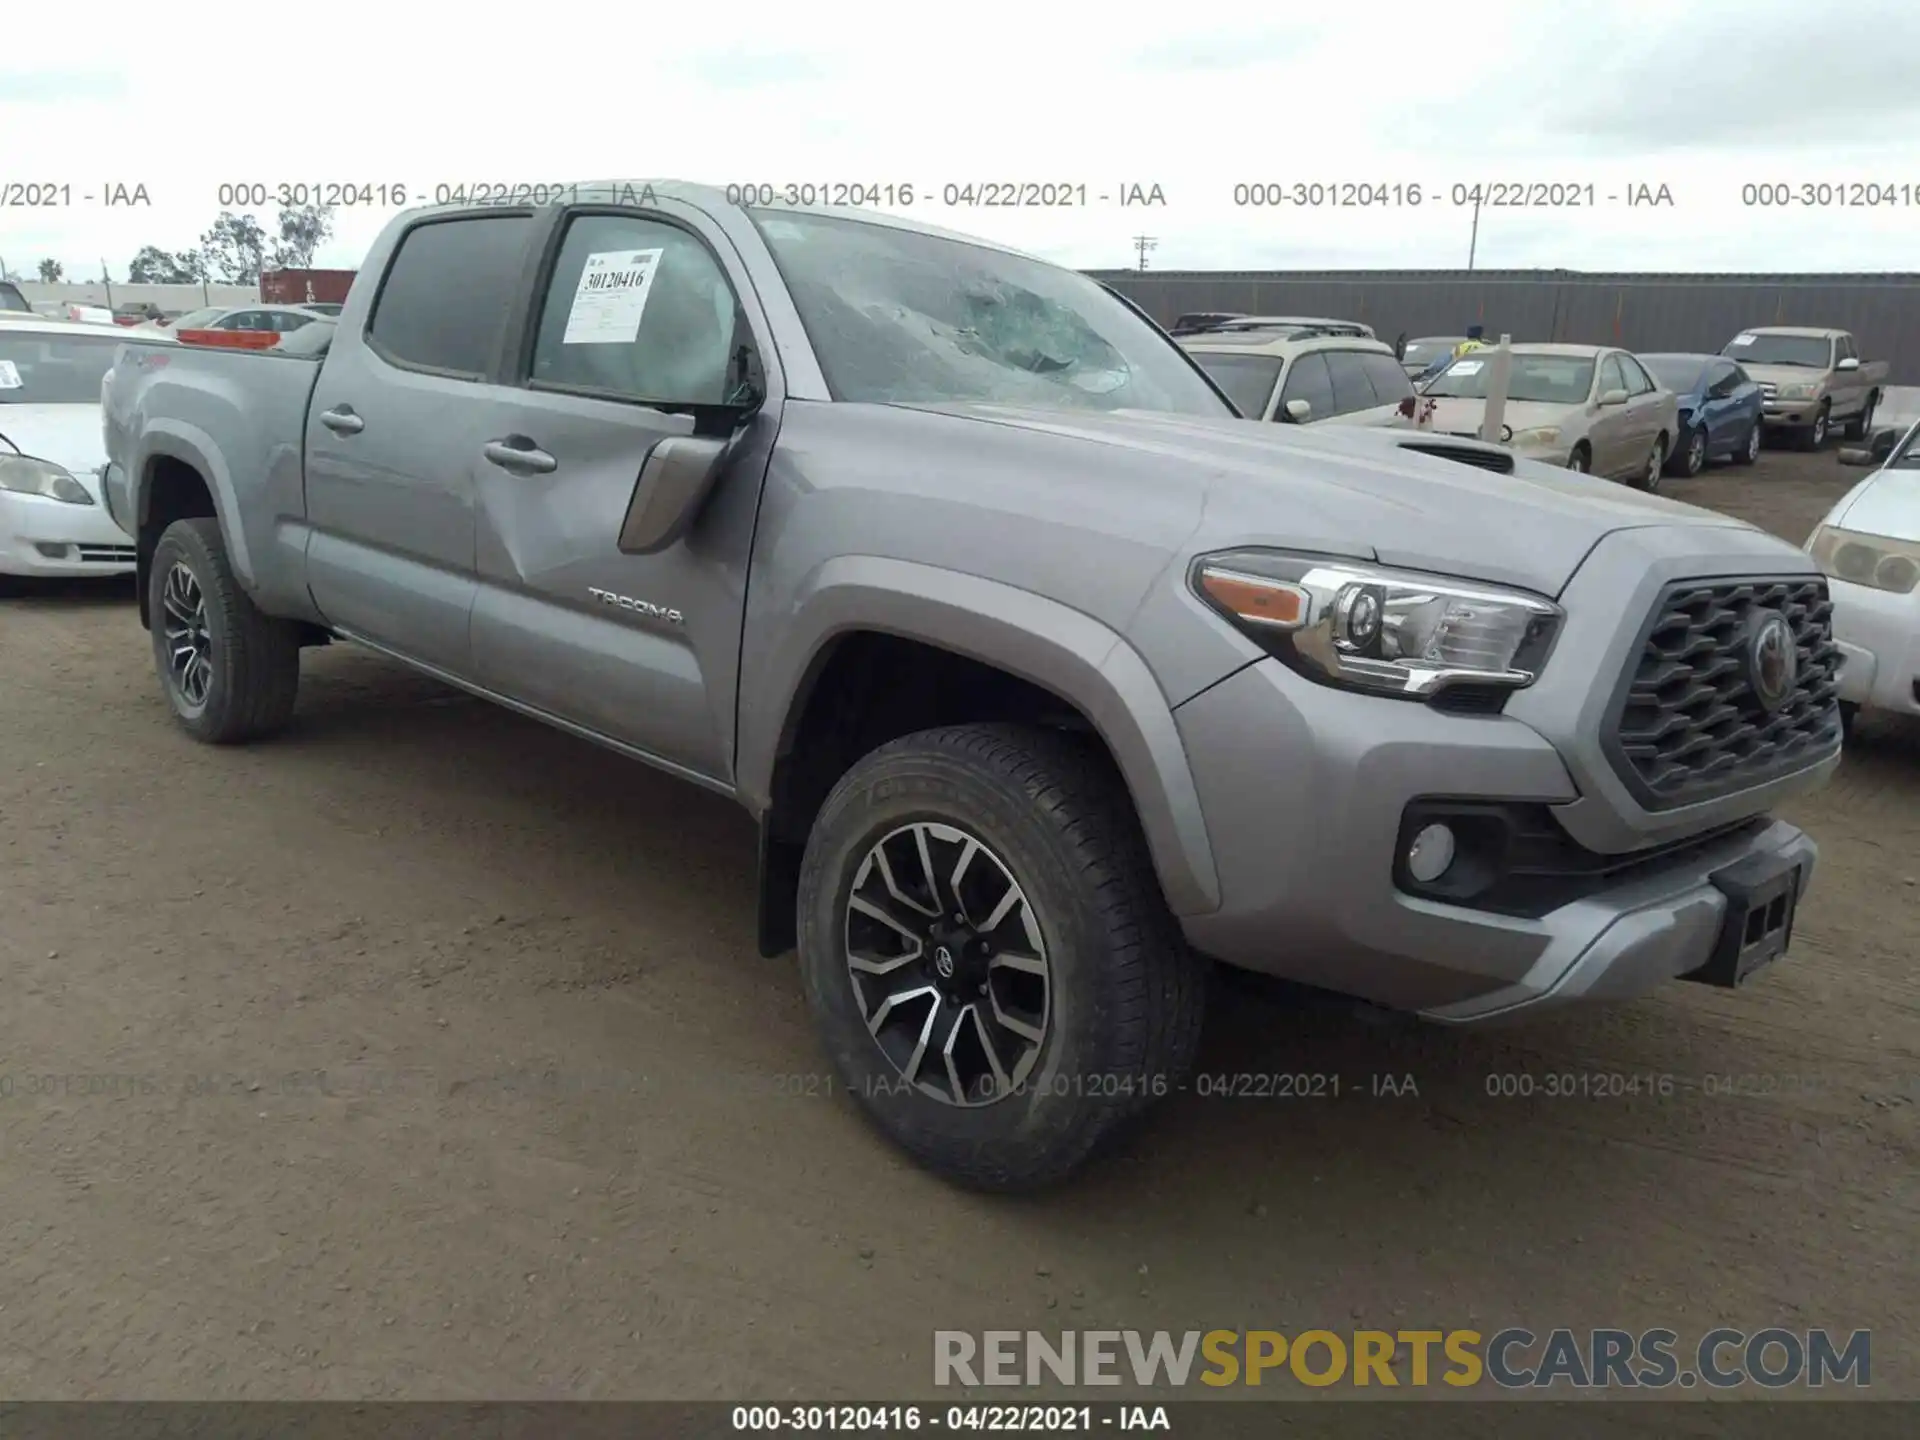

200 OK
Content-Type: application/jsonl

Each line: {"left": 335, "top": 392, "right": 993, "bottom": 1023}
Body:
{"left": 1169, "top": 526, "right": 1838, "bottom": 1023}
{"left": 1761, "top": 398, "right": 1820, "bottom": 428}
{"left": 1830, "top": 575, "right": 1920, "bottom": 715}
{"left": 0, "top": 491, "right": 136, "bottom": 577}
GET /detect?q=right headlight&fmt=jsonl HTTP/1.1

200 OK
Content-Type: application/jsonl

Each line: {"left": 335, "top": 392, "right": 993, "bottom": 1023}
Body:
{"left": 1192, "top": 550, "right": 1563, "bottom": 700}
{"left": 0, "top": 455, "right": 95, "bottom": 505}
{"left": 1808, "top": 524, "right": 1920, "bottom": 594}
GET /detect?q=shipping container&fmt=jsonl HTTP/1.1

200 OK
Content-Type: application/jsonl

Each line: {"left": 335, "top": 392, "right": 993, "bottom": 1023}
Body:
{"left": 259, "top": 268, "right": 357, "bottom": 306}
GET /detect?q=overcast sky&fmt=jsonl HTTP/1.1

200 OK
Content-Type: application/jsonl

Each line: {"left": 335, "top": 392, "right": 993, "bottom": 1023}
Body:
{"left": 6, "top": 0, "right": 1920, "bottom": 281}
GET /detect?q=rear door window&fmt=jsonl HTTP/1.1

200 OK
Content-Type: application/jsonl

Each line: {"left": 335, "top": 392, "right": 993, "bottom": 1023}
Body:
{"left": 1322, "top": 350, "right": 1379, "bottom": 415}
{"left": 368, "top": 214, "right": 536, "bottom": 377}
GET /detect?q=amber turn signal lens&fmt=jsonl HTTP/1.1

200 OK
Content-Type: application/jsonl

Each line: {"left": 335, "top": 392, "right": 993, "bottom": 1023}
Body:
{"left": 1197, "top": 567, "right": 1310, "bottom": 628}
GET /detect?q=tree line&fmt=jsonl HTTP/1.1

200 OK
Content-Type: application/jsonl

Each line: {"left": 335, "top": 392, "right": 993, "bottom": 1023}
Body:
{"left": 26, "top": 204, "right": 338, "bottom": 286}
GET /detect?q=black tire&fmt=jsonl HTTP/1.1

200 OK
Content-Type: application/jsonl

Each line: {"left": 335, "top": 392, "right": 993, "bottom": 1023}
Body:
{"left": 1670, "top": 424, "right": 1707, "bottom": 478}
{"left": 149, "top": 517, "right": 301, "bottom": 744}
{"left": 1634, "top": 435, "right": 1666, "bottom": 492}
{"left": 1566, "top": 443, "right": 1592, "bottom": 474}
{"left": 1801, "top": 404, "right": 1830, "bottom": 451}
{"left": 1839, "top": 702, "right": 1859, "bottom": 742}
{"left": 1732, "top": 420, "right": 1760, "bottom": 466}
{"left": 796, "top": 722, "right": 1206, "bottom": 1191}
{"left": 1843, "top": 393, "right": 1877, "bottom": 442}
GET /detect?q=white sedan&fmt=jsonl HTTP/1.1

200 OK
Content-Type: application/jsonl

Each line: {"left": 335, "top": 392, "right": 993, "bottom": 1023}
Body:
{"left": 1808, "top": 420, "right": 1920, "bottom": 732}
{"left": 0, "top": 317, "right": 158, "bottom": 587}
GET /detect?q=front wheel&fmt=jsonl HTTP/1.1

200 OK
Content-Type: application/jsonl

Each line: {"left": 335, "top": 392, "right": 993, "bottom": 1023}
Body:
{"left": 1635, "top": 435, "right": 1667, "bottom": 492}
{"left": 795, "top": 723, "right": 1206, "bottom": 1191}
{"left": 1802, "top": 404, "right": 1830, "bottom": 451}
{"left": 149, "top": 517, "right": 302, "bottom": 744}
{"left": 1732, "top": 421, "right": 1761, "bottom": 466}
{"left": 1671, "top": 425, "right": 1707, "bottom": 478}
{"left": 1844, "top": 394, "right": 1877, "bottom": 441}
{"left": 1566, "top": 444, "right": 1592, "bottom": 474}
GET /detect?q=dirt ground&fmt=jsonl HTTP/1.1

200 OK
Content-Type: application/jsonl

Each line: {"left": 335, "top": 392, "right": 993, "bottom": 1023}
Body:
{"left": 1, "top": 443, "right": 1915, "bottom": 1403}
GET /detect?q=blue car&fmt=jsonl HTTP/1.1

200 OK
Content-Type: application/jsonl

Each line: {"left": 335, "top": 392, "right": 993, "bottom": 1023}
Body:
{"left": 1638, "top": 352, "right": 1765, "bottom": 476}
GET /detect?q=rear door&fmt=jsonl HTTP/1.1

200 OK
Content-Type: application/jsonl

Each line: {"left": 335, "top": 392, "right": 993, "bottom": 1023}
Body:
{"left": 302, "top": 208, "right": 539, "bottom": 673}
{"left": 465, "top": 198, "right": 783, "bottom": 784}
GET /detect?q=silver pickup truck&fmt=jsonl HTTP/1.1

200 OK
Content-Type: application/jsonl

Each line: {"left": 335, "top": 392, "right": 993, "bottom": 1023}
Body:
{"left": 102, "top": 183, "right": 1843, "bottom": 1189}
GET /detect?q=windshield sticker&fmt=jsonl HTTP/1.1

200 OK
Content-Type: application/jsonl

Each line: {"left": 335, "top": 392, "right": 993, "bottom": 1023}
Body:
{"left": 1448, "top": 359, "right": 1484, "bottom": 376}
{"left": 1730, "top": 333, "right": 1756, "bottom": 346}
{"left": 562, "top": 248, "right": 664, "bottom": 346}
{"left": 0, "top": 360, "right": 20, "bottom": 389}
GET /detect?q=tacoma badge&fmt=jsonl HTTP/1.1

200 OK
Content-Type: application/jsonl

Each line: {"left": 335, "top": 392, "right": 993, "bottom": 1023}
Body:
{"left": 587, "top": 587, "right": 684, "bottom": 625}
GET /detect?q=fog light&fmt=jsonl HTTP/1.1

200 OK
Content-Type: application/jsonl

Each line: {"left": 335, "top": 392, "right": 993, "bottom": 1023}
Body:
{"left": 1406, "top": 823, "right": 1457, "bottom": 883}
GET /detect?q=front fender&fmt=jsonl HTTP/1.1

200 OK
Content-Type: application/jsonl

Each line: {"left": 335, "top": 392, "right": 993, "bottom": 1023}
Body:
{"left": 133, "top": 419, "right": 254, "bottom": 586}
{"left": 738, "top": 555, "right": 1221, "bottom": 916}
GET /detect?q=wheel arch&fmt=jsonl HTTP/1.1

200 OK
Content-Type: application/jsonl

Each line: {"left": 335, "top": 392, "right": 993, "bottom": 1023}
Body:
{"left": 131, "top": 425, "right": 249, "bottom": 628}
{"left": 740, "top": 558, "right": 1222, "bottom": 955}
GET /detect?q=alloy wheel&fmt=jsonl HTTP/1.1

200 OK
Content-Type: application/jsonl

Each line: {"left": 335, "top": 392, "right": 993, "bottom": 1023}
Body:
{"left": 160, "top": 562, "right": 213, "bottom": 710}
{"left": 1687, "top": 429, "right": 1706, "bottom": 475}
{"left": 1812, "top": 412, "right": 1828, "bottom": 447}
{"left": 1746, "top": 425, "right": 1760, "bottom": 462}
{"left": 843, "top": 820, "right": 1051, "bottom": 1107}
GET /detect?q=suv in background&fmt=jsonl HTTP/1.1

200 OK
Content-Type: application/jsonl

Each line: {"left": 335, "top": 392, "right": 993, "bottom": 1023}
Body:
{"left": 1178, "top": 324, "right": 1415, "bottom": 426}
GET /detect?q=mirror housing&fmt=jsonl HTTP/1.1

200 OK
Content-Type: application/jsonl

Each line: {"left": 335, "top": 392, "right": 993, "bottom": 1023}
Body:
{"left": 618, "top": 418, "right": 752, "bottom": 555}
{"left": 1284, "top": 398, "right": 1313, "bottom": 423}
{"left": 1836, "top": 356, "right": 1860, "bottom": 372}
{"left": 1597, "top": 388, "right": 1628, "bottom": 407}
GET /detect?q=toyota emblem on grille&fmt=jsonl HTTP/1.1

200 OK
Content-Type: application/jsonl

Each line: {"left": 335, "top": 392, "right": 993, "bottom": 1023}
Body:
{"left": 1747, "top": 613, "right": 1797, "bottom": 712}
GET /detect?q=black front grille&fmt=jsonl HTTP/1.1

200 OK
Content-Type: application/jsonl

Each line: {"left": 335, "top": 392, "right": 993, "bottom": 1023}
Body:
{"left": 1400, "top": 441, "right": 1515, "bottom": 474}
{"left": 1604, "top": 576, "right": 1842, "bottom": 810}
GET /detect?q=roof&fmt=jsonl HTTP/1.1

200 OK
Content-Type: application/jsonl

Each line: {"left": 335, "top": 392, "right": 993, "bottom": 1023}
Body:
{"left": 398, "top": 179, "right": 1050, "bottom": 265}
{"left": 1498, "top": 342, "right": 1617, "bottom": 358}
{"left": 1637, "top": 352, "right": 1722, "bottom": 364}
{"left": 1745, "top": 325, "right": 1845, "bottom": 338}
{"left": 1179, "top": 333, "right": 1394, "bottom": 358}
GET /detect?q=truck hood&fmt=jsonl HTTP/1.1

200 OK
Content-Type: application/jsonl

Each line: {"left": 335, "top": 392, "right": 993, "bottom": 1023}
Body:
{"left": 0, "top": 402, "right": 108, "bottom": 498}
{"left": 1738, "top": 363, "right": 1831, "bottom": 388}
{"left": 912, "top": 403, "right": 1749, "bottom": 596}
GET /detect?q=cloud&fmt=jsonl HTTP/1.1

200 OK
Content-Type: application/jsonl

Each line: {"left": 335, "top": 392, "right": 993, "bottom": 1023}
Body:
{"left": 1131, "top": 24, "right": 1329, "bottom": 73}
{"left": 681, "top": 49, "right": 834, "bottom": 89}
{"left": 0, "top": 69, "right": 128, "bottom": 103}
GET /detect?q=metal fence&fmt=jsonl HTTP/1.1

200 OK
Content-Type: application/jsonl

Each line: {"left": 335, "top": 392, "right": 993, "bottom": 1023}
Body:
{"left": 1087, "top": 270, "right": 1920, "bottom": 384}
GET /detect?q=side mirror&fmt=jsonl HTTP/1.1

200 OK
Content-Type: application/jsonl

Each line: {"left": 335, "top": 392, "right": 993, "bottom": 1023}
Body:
{"left": 1836, "top": 356, "right": 1860, "bottom": 372}
{"left": 1284, "top": 398, "right": 1313, "bottom": 423}
{"left": 1836, "top": 447, "right": 1877, "bottom": 467}
{"left": 1597, "top": 388, "right": 1628, "bottom": 407}
{"left": 617, "top": 420, "right": 751, "bottom": 555}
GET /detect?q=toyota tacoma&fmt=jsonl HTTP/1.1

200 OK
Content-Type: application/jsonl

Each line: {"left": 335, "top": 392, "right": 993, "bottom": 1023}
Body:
{"left": 102, "top": 183, "right": 1842, "bottom": 1189}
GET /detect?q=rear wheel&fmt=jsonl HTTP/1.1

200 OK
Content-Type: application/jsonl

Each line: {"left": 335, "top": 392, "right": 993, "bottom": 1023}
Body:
{"left": 1844, "top": 393, "right": 1877, "bottom": 441}
{"left": 149, "top": 518, "right": 301, "bottom": 744}
{"left": 795, "top": 722, "right": 1206, "bottom": 1191}
{"left": 1733, "top": 421, "right": 1761, "bottom": 466}
{"left": 1566, "top": 443, "right": 1592, "bottom": 474}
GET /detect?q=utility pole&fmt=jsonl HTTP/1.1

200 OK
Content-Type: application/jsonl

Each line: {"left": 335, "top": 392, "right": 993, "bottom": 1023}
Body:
{"left": 1132, "top": 235, "right": 1158, "bottom": 271}
{"left": 1467, "top": 196, "right": 1481, "bottom": 271}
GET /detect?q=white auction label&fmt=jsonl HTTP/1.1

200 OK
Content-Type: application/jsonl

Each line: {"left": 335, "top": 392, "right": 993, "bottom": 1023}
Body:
{"left": 0, "top": 360, "right": 21, "bottom": 389}
{"left": 562, "top": 248, "right": 665, "bottom": 345}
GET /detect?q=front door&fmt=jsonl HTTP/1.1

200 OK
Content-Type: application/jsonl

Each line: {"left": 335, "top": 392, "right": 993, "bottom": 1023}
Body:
{"left": 467, "top": 202, "right": 779, "bottom": 786}
{"left": 303, "top": 210, "right": 539, "bottom": 674}
{"left": 1590, "top": 353, "right": 1635, "bottom": 476}
{"left": 1615, "top": 352, "right": 1664, "bottom": 470}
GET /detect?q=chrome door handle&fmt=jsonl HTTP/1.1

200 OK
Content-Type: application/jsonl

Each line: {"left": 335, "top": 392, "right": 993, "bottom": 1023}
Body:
{"left": 319, "top": 406, "right": 365, "bottom": 435}
{"left": 482, "top": 438, "right": 558, "bottom": 474}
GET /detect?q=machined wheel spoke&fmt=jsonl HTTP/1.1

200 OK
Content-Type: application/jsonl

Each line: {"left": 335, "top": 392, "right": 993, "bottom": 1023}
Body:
{"left": 902, "top": 1002, "right": 940, "bottom": 1089}
{"left": 965, "top": 1005, "right": 1011, "bottom": 1098}
{"left": 162, "top": 592, "right": 197, "bottom": 625}
{"left": 849, "top": 943, "right": 920, "bottom": 976}
{"left": 947, "top": 837, "right": 980, "bottom": 926}
{"left": 871, "top": 843, "right": 939, "bottom": 920}
{"left": 989, "top": 949, "right": 1047, "bottom": 977}
{"left": 912, "top": 825, "right": 946, "bottom": 915}
{"left": 847, "top": 892, "right": 926, "bottom": 946}
{"left": 977, "top": 878, "right": 1024, "bottom": 936}
{"left": 867, "top": 982, "right": 939, "bottom": 1037}
{"left": 990, "top": 990, "right": 1045, "bottom": 1046}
